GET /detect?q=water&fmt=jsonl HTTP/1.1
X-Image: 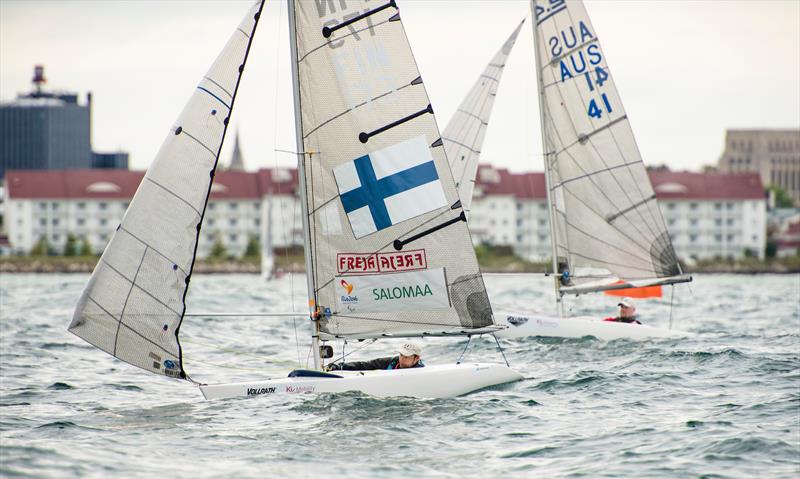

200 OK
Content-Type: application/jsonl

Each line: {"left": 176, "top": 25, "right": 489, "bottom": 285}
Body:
{"left": 1, "top": 273, "right": 798, "bottom": 478}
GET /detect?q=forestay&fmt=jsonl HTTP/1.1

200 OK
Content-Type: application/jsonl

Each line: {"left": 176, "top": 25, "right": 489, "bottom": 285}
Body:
{"left": 532, "top": 0, "right": 689, "bottom": 295}
{"left": 444, "top": 20, "right": 524, "bottom": 213}
{"left": 68, "top": 3, "right": 264, "bottom": 379}
{"left": 292, "top": 0, "right": 495, "bottom": 339}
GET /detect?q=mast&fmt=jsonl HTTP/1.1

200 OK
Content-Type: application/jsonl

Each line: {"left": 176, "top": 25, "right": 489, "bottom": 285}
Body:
{"left": 529, "top": 0, "right": 564, "bottom": 318}
{"left": 288, "top": 0, "right": 322, "bottom": 370}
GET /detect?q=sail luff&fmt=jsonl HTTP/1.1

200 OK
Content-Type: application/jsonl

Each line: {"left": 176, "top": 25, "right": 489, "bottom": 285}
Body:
{"left": 530, "top": 0, "right": 565, "bottom": 317}
{"left": 288, "top": 0, "right": 322, "bottom": 370}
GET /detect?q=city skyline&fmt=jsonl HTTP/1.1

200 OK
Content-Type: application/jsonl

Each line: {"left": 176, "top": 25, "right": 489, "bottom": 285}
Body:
{"left": 1, "top": 0, "right": 798, "bottom": 174}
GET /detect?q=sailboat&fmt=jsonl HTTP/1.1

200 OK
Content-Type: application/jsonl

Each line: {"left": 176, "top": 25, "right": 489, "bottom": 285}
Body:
{"left": 67, "top": 0, "right": 522, "bottom": 400}
{"left": 480, "top": 1, "right": 692, "bottom": 340}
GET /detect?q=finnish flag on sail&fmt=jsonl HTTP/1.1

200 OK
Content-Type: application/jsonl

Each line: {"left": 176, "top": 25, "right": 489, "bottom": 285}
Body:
{"left": 333, "top": 135, "right": 447, "bottom": 239}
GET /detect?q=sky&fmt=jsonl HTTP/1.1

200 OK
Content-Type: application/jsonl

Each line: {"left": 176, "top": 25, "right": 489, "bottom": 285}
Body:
{"left": 1, "top": 0, "right": 798, "bottom": 174}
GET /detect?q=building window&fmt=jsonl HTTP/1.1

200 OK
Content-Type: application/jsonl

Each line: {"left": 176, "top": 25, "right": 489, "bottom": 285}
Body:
{"left": 727, "top": 234, "right": 734, "bottom": 242}
{"left": 253, "top": 203, "right": 260, "bottom": 210}
{"left": 690, "top": 203, "right": 698, "bottom": 210}
{"left": 538, "top": 219, "right": 547, "bottom": 227}
{"left": 715, "top": 234, "right": 722, "bottom": 242}
{"left": 690, "top": 234, "right": 698, "bottom": 243}
{"left": 99, "top": 203, "right": 107, "bottom": 210}
{"left": 122, "top": 203, "right": 129, "bottom": 210}
{"left": 39, "top": 219, "right": 46, "bottom": 226}
{"left": 100, "top": 219, "right": 107, "bottom": 226}
{"left": 690, "top": 219, "right": 698, "bottom": 226}
{"left": 229, "top": 202, "right": 238, "bottom": 210}
{"left": 254, "top": 218, "right": 261, "bottom": 226}
{"left": 726, "top": 202, "right": 734, "bottom": 210}
{"left": 668, "top": 219, "right": 676, "bottom": 226}
{"left": 714, "top": 203, "right": 722, "bottom": 210}
{"left": 208, "top": 203, "right": 215, "bottom": 210}
{"left": 77, "top": 218, "right": 85, "bottom": 226}
{"left": 726, "top": 218, "right": 734, "bottom": 226}
{"left": 52, "top": 219, "right": 59, "bottom": 226}
{"left": 229, "top": 234, "right": 238, "bottom": 242}
{"left": 667, "top": 203, "right": 676, "bottom": 210}
{"left": 53, "top": 234, "right": 60, "bottom": 242}
{"left": 38, "top": 202, "right": 46, "bottom": 210}
{"left": 715, "top": 219, "right": 722, "bottom": 227}
{"left": 77, "top": 202, "right": 85, "bottom": 209}
{"left": 51, "top": 202, "right": 58, "bottom": 209}
{"left": 229, "top": 218, "right": 238, "bottom": 226}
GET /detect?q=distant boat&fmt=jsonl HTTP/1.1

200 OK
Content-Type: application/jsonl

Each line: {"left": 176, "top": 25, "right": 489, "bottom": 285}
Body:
{"left": 68, "top": 0, "right": 522, "bottom": 400}
{"left": 458, "top": 1, "right": 693, "bottom": 340}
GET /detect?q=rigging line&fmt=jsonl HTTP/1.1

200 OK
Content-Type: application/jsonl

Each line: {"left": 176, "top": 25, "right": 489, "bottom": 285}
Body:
{"left": 493, "top": 334, "right": 510, "bottom": 367}
{"left": 303, "top": 81, "right": 416, "bottom": 139}
{"left": 327, "top": 338, "right": 378, "bottom": 365}
{"left": 144, "top": 177, "right": 202, "bottom": 217}
{"left": 112, "top": 246, "right": 148, "bottom": 356}
{"left": 456, "top": 336, "right": 472, "bottom": 364}
{"left": 545, "top": 8, "right": 662, "bottom": 244}
{"left": 196, "top": 86, "right": 231, "bottom": 110}
{"left": 298, "top": 18, "right": 392, "bottom": 63}
{"left": 669, "top": 284, "right": 675, "bottom": 330}
{"left": 180, "top": 337, "right": 274, "bottom": 362}
{"left": 203, "top": 76, "right": 232, "bottom": 99}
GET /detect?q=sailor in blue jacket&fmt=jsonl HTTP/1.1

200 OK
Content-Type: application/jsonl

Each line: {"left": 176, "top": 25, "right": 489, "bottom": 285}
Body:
{"left": 327, "top": 343, "right": 425, "bottom": 371}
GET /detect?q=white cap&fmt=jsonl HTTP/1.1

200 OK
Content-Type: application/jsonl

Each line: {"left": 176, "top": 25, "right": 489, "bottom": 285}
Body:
{"left": 398, "top": 342, "right": 422, "bottom": 357}
{"left": 618, "top": 297, "right": 636, "bottom": 309}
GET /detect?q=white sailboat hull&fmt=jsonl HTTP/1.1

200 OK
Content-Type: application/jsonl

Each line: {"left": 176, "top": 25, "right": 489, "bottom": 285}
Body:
{"left": 199, "top": 363, "right": 523, "bottom": 400}
{"left": 494, "top": 313, "right": 687, "bottom": 341}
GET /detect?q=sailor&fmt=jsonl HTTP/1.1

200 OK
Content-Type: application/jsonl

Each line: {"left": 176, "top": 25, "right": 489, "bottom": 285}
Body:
{"left": 603, "top": 297, "right": 642, "bottom": 324}
{"left": 326, "top": 342, "right": 425, "bottom": 371}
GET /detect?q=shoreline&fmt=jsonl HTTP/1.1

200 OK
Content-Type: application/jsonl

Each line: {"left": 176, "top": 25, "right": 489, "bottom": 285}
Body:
{"left": 1, "top": 256, "right": 797, "bottom": 274}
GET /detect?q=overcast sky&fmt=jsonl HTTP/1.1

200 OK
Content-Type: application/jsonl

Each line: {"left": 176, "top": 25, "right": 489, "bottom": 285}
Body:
{"left": 1, "top": 0, "right": 798, "bottom": 173}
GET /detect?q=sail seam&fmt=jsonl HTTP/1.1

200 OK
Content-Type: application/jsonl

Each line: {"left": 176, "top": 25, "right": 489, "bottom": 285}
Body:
{"left": 442, "top": 137, "right": 481, "bottom": 154}
{"left": 546, "top": 38, "right": 599, "bottom": 67}
{"left": 551, "top": 158, "right": 639, "bottom": 190}
{"left": 237, "top": 27, "right": 250, "bottom": 39}
{"left": 563, "top": 218, "right": 656, "bottom": 266}
{"left": 181, "top": 130, "right": 217, "bottom": 157}
{"left": 455, "top": 108, "right": 486, "bottom": 123}
{"left": 118, "top": 226, "right": 187, "bottom": 275}
{"left": 112, "top": 247, "right": 148, "bottom": 356}
{"left": 568, "top": 252, "right": 663, "bottom": 275}
{"left": 606, "top": 194, "right": 657, "bottom": 223}
{"left": 196, "top": 86, "right": 231, "bottom": 110}
{"left": 145, "top": 177, "right": 202, "bottom": 216}
{"left": 302, "top": 81, "right": 415, "bottom": 139}
{"left": 298, "top": 19, "right": 392, "bottom": 63}
{"left": 202, "top": 76, "right": 232, "bottom": 99}
{"left": 84, "top": 296, "right": 176, "bottom": 359}
{"left": 98, "top": 257, "right": 183, "bottom": 316}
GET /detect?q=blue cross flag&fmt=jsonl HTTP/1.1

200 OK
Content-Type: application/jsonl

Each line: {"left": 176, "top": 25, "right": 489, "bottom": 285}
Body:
{"left": 333, "top": 135, "right": 448, "bottom": 239}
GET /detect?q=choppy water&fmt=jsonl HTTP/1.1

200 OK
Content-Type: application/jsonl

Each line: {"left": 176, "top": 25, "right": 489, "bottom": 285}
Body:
{"left": 1, "top": 273, "right": 798, "bottom": 478}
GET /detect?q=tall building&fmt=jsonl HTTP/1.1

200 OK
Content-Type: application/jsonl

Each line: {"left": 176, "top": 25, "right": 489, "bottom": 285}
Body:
{"left": 718, "top": 129, "right": 800, "bottom": 206}
{"left": 0, "top": 66, "right": 128, "bottom": 178}
{"left": 227, "top": 130, "right": 245, "bottom": 171}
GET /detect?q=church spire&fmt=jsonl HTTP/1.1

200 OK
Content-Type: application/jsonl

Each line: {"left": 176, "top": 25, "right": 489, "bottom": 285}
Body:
{"left": 229, "top": 129, "right": 245, "bottom": 171}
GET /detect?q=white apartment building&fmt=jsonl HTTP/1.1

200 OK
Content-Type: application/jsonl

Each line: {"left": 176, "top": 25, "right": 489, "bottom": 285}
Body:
{"left": 4, "top": 168, "right": 301, "bottom": 258}
{"left": 469, "top": 165, "right": 767, "bottom": 262}
{"left": 4, "top": 166, "right": 767, "bottom": 262}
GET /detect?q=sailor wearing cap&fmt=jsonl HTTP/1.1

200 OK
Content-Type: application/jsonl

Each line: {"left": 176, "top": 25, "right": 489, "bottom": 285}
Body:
{"left": 326, "top": 342, "right": 425, "bottom": 371}
{"left": 602, "top": 297, "right": 642, "bottom": 324}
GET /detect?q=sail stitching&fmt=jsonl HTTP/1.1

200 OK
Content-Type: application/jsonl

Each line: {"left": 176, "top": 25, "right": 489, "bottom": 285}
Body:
{"left": 551, "top": 114, "right": 628, "bottom": 158}
{"left": 117, "top": 226, "right": 187, "bottom": 275}
{"left": 550, "top": 158, "right": 639, "bottom": 190}
{"left": 180, "top": 130, "right": 217, "bottom": 157}
{"left": 145, "top": 177, "right": 202, "bottom": 216}
{"left": 202, "top": 76, "right": 232, "bottom": 98}
{"left": 98, "top": 257, "right": 183, "bottom": 316}
{"left": 563, "top": 218, "right": 659, "bottom": 266}
{"left": 112, "top": 247, "right": 148, "bottom": 356}
{"left": 237, "top": 27, "right": 250, "bottom": 39}
{"left": 84, "top": 296, "right": 175, "bottom": 359}
{"left": 302, "top": 80, "right": 416, "bottom": 139}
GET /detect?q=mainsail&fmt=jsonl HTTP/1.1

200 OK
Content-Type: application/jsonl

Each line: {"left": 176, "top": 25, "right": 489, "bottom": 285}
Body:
{"left": 443, "top": 20, "right": 524, "bottom": 213}
{"left": 68, "top": 2, "right": 264, "bottom": 378}
{"left": 531, "top": 0, "right": 690, "bottom": 296}
{"left": 291, "top": 0, "right": 496, "bottom": 339}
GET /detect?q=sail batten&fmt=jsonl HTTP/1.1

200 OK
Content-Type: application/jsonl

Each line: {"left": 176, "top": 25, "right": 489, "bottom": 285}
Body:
{"left": 532, "top": 0, "right": 688, "bottom": 296}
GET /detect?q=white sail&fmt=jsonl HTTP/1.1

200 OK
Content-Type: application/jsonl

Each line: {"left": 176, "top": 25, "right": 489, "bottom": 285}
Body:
{"left": 291, "top": 0, "right": 497, "bottom": 339}
{"left": 67, "top": 2, "right": 264, "bottom": 378}
{"left": 531, "top": 0, "right": 689, "bottom": 296}
{"left": 444, "top": 20, "right": 524, "bottom": 213}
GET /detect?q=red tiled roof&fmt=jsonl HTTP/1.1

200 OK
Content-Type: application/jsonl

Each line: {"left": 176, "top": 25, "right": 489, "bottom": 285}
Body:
{"left": 473, "top": 166, "right": 765, "bottom": 201}
{"left": 649, "top": 171, "right": 764, "bottom": 200}
{"left": 5, "top": 168, "right": 298, "bottom": 200}
{"left": 475, "top": 165, "right": 546, "bottom": 199}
